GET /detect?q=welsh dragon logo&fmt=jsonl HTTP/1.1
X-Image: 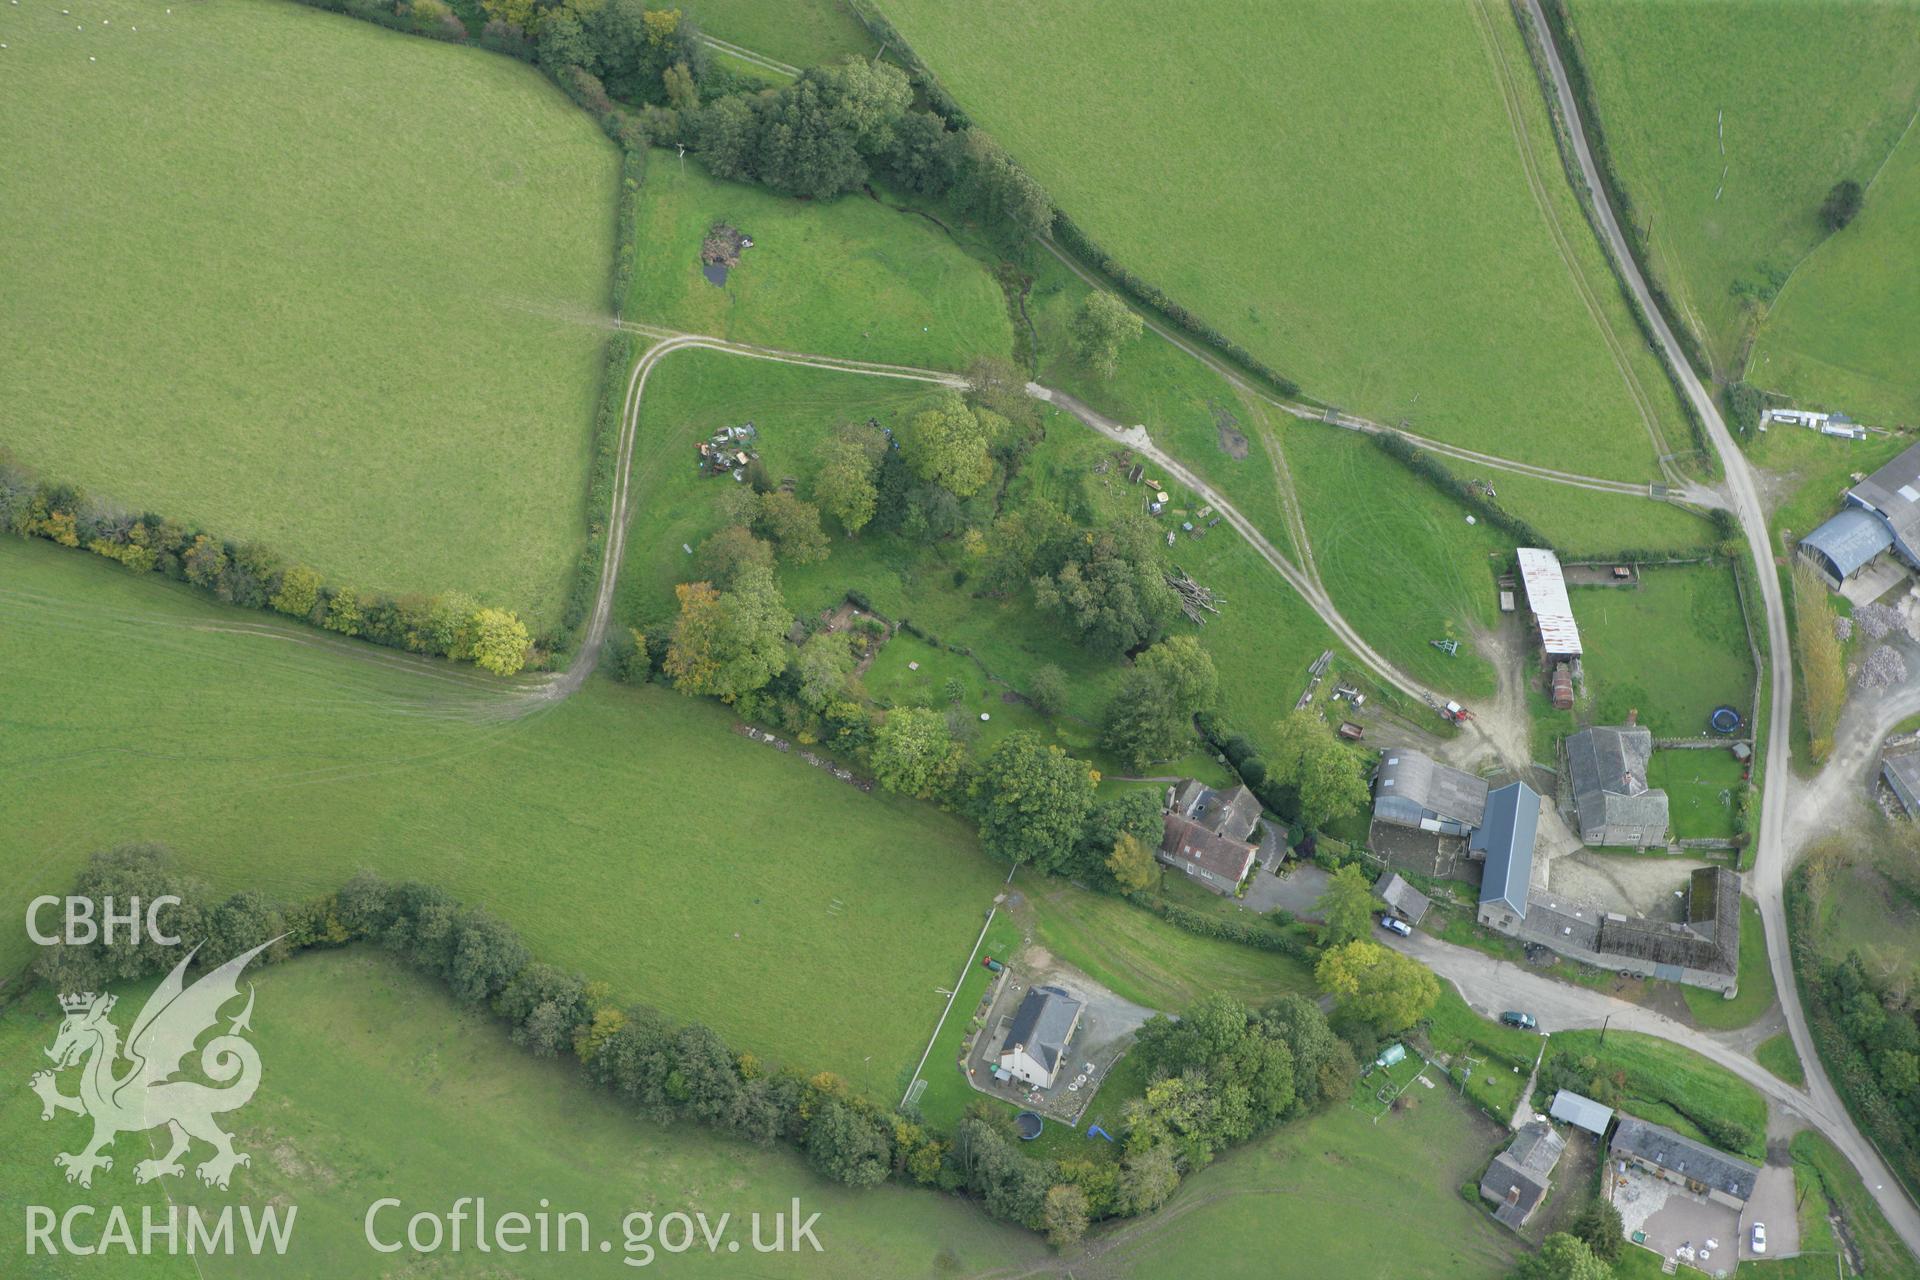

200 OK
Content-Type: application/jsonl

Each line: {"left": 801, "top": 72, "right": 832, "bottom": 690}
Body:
{"left": 30, "top": 938, "right": 278, "bottom": 1191}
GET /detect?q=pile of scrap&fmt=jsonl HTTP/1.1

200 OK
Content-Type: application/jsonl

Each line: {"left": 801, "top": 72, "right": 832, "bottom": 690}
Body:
{"left": 1166, "top": 567, "right": 1221, "bottom": 625}
{"left": 697, "top": 421, "right": 760, "bottom": 478}
{"left": 701, "top": 222, "right": 753, "bottom": 268}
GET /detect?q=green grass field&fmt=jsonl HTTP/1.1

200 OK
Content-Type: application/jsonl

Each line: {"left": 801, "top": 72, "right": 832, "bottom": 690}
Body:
{"left": 1489, "top": 475, "right": 1716, "bottom": 557}
{"left": 1419, "top": 986, "right": 1546, "bottom": 1121}
{"left": 1681, "top": 899, "right": 1775, "bottom": 1030}
{"left": 1286, "top": 426, "right": 1509, "bottom": 699}
{"left": 1648, "top": 748, "right": 1745, "bottom": 841}
{"left": 0, "top": 537, "right": 1015, "bottom": 1099}
{"left": 1791, "top": 1130, "right": 1920, "bottom": 1280}
{"left": 1751, "top": 119, "right": 1920, "bottom": 427}
{"left": 1536, "top": 563, "right": 1755, "bottom": 742}
{"left": 1092, "top": 1083, "right": 1518, "bottom": 1278}
{"left": 880, "top": 0, "right": 1686, "bottom": 479}
{"left": 1753, "top": 425, "right": 1914, "bottom": 545}
{"left": 1560, "top": 0, "right": 1920, "bottom": 376}
{"left": 685, "top": 0, "right": 875, "bottom": 67}
{"left": 625, "top": 157, "right": 1012, "bottom": 369}
{"left": 0, "top": 0, "right": 619, "bottom": 628}
{"left": 1545, "top": 1029, "right": 1768, "bottom": 1162}
{"left": 1756, "top": 1032, "right": 1805, "bottom": 1088}
{"left": 0, "top": 948, "right": 1048, "bottom": 1278}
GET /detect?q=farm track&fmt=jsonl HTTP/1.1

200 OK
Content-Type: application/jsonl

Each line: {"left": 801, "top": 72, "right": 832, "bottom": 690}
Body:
{"left": 528, "top": 328, "right": 1486, "bottom": 733}
{"left": 1528, "top": 0, "right": 1920, "bottom": 1253}
{"left": 697, "top": 34, "right": 800, "bottom": 78}
{"left": 1030, "top": 238, "right": 1726, "bottom": 511}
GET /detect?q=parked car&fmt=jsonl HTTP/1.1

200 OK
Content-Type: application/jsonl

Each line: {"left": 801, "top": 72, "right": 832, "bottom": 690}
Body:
{"left": 1379, "top": 914, "right": 1412, "bottom": 937}
{"left": 1499, "top": 1011, "right": 1537, "bottom": 1030}
{"left": 1751, "top": 1223, "right": 1766, "bottom": 1255}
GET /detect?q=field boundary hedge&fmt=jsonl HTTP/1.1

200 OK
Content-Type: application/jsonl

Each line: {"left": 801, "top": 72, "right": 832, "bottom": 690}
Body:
{"left": 1527, "top": 0, "right": 1714, "bottom": 387}
{"left": 0, "top": 457, "right": 534, "bottom": 674}
{"left": 843, "top": 1, "right": 1306, "bottom": 404}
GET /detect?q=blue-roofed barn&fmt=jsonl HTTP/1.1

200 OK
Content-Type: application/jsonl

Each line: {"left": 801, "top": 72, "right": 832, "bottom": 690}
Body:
{"left": 1798, "top": 439, "right": 1920, "bottom": 588}
{"left": 1800, "top": 507, "right": 1896, "bottom": 587}
{"left": 1473, "top": 782, "right": 1540, "bottom": 926}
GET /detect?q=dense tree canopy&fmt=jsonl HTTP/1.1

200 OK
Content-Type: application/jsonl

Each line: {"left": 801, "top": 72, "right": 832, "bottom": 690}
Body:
{"left": 976, "top": 731, "right": 1098, "bottom": 869}
{"left": 1101, "top": 635, "right": 1218, "bottom": 768}
{"left": 1267, "top": 710, "right": 1370, "bottom": 830}
{"left": 1315, "top": 940, "right": 1438, "bottom": 1032}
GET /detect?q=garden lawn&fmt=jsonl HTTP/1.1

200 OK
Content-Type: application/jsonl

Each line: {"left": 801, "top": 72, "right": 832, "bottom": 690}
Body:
{"left": 1546, "top": 562, "right": 1756, "bottom": 741}
{"left": 1093, "top": 1084, "right": 1518, "bottom": 1278}
{"left": 1751, "top": 119, "right": 1920, "bottom": 427}
{"left": 1545, "top": 1030, "right": 1767, "bottom": 1162}
{"left": 1559, "top": 0, "right": 1920, "bottom": 375}
{"left": 1286, "top": 425, "right": 1509, "bottom": 699}
{"left": 1420, "top": 986, "right": 1545, "bottom": 1122}
{"left": 0, "top": 538, "right": 1011, "bottom": 1100}
{"left": 880, "top": 0, "right": 1681, "bottom": 478}
{"left": 0, "top": 948, "right": 1047, "bottom": 1277}
{"left": 1681, "top": 899, "right": 1775, "bottom": 1030}
{"left": 0, "top": 0, "right": 618, "bottom": 628}
{"left": 1020, "top": 887, "right": 1315, "bottom": 1013}
{"left": 625, "top": 156, "right": 1012, "bottom": 369}
{"left": 1648, "top": 747, "right": 1746, "bottom": 841}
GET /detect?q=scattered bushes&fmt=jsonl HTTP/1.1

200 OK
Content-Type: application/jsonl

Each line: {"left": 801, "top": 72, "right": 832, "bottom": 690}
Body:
{"left": 0, "top": 456, "right": 533, "bottom": 675}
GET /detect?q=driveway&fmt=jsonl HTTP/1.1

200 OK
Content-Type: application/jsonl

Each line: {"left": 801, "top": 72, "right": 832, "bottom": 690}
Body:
{"left": 1744, "top": 1162, "right": 1799, "bottom": 1262}
{"left": 1242, "top": 864, "right": 1329, "bottom": 918}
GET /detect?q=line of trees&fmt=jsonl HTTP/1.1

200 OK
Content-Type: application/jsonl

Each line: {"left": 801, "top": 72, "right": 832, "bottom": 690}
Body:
{"left": 0, "top": 457, "right": 533, "bottom": 675}
{"left": 35, "top": 844, "right": 1354, "bottom": 1246}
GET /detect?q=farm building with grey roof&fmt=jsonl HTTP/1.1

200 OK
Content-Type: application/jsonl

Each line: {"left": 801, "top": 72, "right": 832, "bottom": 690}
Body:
{"left": 1610, "top": 1113, "right": 1759, "bottom": 1209}
{"left": 998, "top": 985, "right": 1083, "bottom": 1089}
{"left": 1479, "top": 1121, "right": 1565, "bottom": 1230}
{"left": 1372, "top": 749, "right": 1488, "bottom": 837}
{"left": 1799, "top": 439, "right": 1920, "bottom": 588}
{"left": 1564, "top": 724, "right": 1668, "bottom": 848}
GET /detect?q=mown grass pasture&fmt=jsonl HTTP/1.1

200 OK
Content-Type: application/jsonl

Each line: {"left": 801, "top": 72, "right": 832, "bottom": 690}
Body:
{"left": 0, "top": 0, "right": 620, "bottom": 627}
{"left": 1286, "top": 427, "right": 1508, "bottom": 699}
{"left": 0, "top": 538, "right": 1012, "bottom": 1098}
{"left": 1559, "top": 0, "right": 1920, "bottom": 376}
{"left": 1093, "top": 1081, "right": 1517, "bottom": 1278}
{"left": 625, "top": 156, "right": 1012, "bottom": 369}
{"left": 880, "top": 0, "right": 1683, "bottom": 478}
{"left": 1751, "top": 123, "right": 1920, "bottom": 428}
{"left": 1647, "top": 748, "right": 1746, "bottom": 841}
{"left": 1536, "top": 563, "right": 1755, "bottom": 741}
{"left": 0, "top": 949, "right": 1048, "bottom": 1277}
{"left": 685, "top": 0, "right": 874, "bottom": 68}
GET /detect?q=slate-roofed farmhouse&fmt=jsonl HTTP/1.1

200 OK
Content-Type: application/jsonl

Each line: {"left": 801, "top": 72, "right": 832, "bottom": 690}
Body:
{"left": 998, "top": 985, "right": 1084, "bottom": 1089}
{"left": 1610, "top": 1113, "right": 1759, "bottom": 1209}
{"left": 1372, "top": 749, "right": 1488, "bottom": 837}
{"left": 1565, "top": 722, "right": 1669, "bottom": 848}
{"left": 1158, "top": 778, "right": 1261, "bottom": 896}
{"left": 1479, "top": 1121, "right": 1566, "bottom": 1230}
{"left": 1800, "top": 439, "right": 1920, "bottom": 588}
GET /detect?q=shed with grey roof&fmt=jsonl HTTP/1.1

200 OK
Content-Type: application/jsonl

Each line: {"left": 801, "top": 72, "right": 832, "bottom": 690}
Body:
{"left": 1565, "top": 725, "right": 1668, "bottom": 848}
{"left": 1799, "top": 440, "right": 1920, "bottom": 588}
{"left": 1375, "top": 871, "right": 1432, "bottom": 926}
{"left": 1372, "top": 750, "right": 1488, "bottom": 837}
{"left": 1610, "top": 1113, "right": 1759, "bottom": 1209}
{"left": 1549, "top": 1089, "right": 1614, "bottom": 1135}
{"left": 1473, "top": 782, "right": 1540, "bottom": 926}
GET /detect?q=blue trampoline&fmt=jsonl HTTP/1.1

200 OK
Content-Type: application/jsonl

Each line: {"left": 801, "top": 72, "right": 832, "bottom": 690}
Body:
{"left": 1710, "top": 706, "right": 1741, "bottom": 735}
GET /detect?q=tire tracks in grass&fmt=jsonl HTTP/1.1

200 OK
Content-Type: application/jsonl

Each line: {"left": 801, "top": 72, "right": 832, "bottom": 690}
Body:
{"left": 1466, "top": 0, "right": 1677, "bottom": 479}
